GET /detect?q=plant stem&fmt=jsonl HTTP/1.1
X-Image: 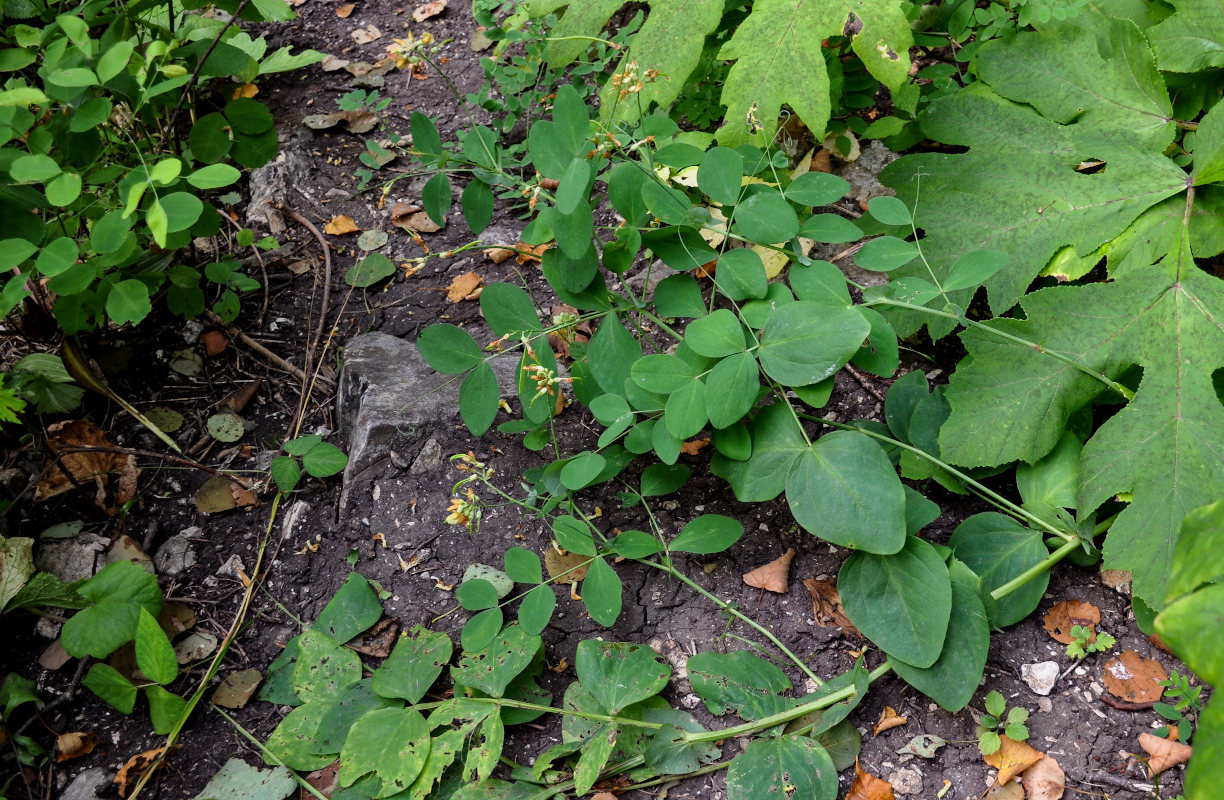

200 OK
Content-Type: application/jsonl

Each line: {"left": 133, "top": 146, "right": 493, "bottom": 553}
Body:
{"left": 641, "top": 559, "right": 823, "bottom": 688}
{"left": 990, "top": 539, "right": 1081, "bottom": 600}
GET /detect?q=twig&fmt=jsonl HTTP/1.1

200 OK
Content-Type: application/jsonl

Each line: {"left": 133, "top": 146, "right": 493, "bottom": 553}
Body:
{"left": 274, "top": 198, "right": 334, "bottom": 436}
{"left": 844, "top": 363, "right": 886, "bottom": 401}
{"left": 53, "top": 445, "right": 256, "bottom": 492}
{"left": 203, "top": 310, "right": 334, "bottom": 392}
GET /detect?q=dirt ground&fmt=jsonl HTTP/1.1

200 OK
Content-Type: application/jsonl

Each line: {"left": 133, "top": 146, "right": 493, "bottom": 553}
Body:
{"left": 0, "top": 1, "right": 1192, "bottom": 799}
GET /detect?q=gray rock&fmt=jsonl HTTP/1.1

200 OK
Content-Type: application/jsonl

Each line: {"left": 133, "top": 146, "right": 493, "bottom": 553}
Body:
{"left": 61, "top": 768, "right": 108, "bottom": 800}
{"left": 888, "top": 766, "right": 923, "bottom": 796}
{"left": 246, "top": 129, "right": 312, "bottom": 235}
{"left": 409, "top": 438, "right": 444, "bottom": 474}
{"left": 1022, "top": 660, "right": 1060, "bottom": 696}
{"left": 336, "top": 333, "right": 518, "bottom": 505}
{"left": 154, "top": 532, "right": 198, "bottom": 577}
{"left": 823, "top": 139, "right": 902, "bottom": 290}
{"left": 35, "top": 534, "right": 108, "bottom": 582}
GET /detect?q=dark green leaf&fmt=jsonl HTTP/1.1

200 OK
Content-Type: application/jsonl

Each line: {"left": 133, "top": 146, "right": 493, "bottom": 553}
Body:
{"left": 582, "top": 557, "right": 622, "bottom": 626}
{"left": 715, "top": 248, "right": 768, "bottom": 301}
{"left": 461, "top": 608, "right": 504, "bottom": 652}
{"left": 313, "top": 573, "right": 382, "bottom": 642}
{"left": 670, "top": 514, "right": 744, "bottom": 555}
{"left": 733, "top": 191, "right": 799, "bottom": 243}
{"left": 83, "top": 663, "right": 136, "bottom": 713}
{"left": 726, "top": 736, "right": 836, "bottom": 800}
{"left": 867, "top": 196, "right": 912, "bottom": 226}
{"left": 684, "top": 308, "right": 745, "bottom": 358}
{"left": 587, "top": 317, "right": 641, "bottom": 395}
{"left": 462, "top": 180, "right": 494, "bottom": 235}
{"left": 574, "top": 641, "right": 669, "bottom": 714}
{"left": 518, "top": 584, "right": 555, "bottom": 635}
{"left": 758, "top": 302, "right": 869, "bottom": 385}
{"left": 631, "top": 354, "right": 697, "bottom": 394}
{"left": 641, "top": 226, "right": 718, "bottom": 272}
{"left": 698, "top": 146, "right": 744, "bottom": 206}
{"left": 423, "top": 172, "right": 451, "bottom": 226}
{"left": 371, "top": 624, "right": 452, "bottom": 703}
{"left": 944, "top": 249, "right": 1008, "bottom": 292}
{"left": 337, "top": 707, "right": 430, "bottom": 794}
{"left": 855, "top": 236, "right": 918, "bottom": 271}
{"left": 479, "top": 283, "right": 540, "bottom": 336}
{"left": 664, "top": 378, "right": 707, "bottom": 439}
{"left": 653, "top": 274, "right": 707, "bottom": 318}
{"left": 417, "top": 324, "right": 483, "bottom": 374}
{"left": 705, "top": 352, "right": 759, "bottom": 429}
{"left": 460, "top": 362, "right": 499, "bottom": 436}
{"left": 552, "top": 516, "right": 597, "bottom": 556}
{"left": 641, "top": 464, "right": 691, "bottom": 497}
{"left": 411, "top": 111, "right": 443, "bottom": 164}
{"left": 687, "top": 650, "right": 792, "bottom": 719}
{"left": 786, "top": 172, "right": 850, "bottom": 206}
{"left": 949, "top": 513, "right": 1049, "bottom": 626}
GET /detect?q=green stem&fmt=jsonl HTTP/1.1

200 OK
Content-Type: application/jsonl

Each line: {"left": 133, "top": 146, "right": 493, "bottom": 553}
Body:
{"left": 642, "top": 559, "right": 823, "bottom": 688}
{"left": 990, "top": 539, "right": 1081, "bottom": 600}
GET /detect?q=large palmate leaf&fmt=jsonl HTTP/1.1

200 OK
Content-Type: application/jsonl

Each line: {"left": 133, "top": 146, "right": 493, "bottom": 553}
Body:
{"left": 879, "top": 13, "right": 1191, "bottom": 337}
{"left": 941, "top": 264, "right": 1224, "bottom": 609}
{"left": 531, "top": 0, "right": 911, "bottom": 141}
{"left": 717, "top": 0, "right": 911, "bottom": 146}
{"left": 1148, "top": 0, "right": 1224, "bottom": 73}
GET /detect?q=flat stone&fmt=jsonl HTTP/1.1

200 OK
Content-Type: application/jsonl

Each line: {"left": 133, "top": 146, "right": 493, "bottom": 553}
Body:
{"left": 336, "top": 333, "right": 518, "bottom": 504}
{"left": 35, "top": 533, "right": 108, "bottom": 582}
{"left": 888, "top": 766, "right": 923, "bottom": 796}
{"left": 409, "top": 437, "right": 444, "bottom": 474}
{"left": 61, "top": 768, "right": 108, "bottom": 800}
{"left": 1022, "top": 661, "right": 1060, "bottom": 696}
{"left": 217, "top": 554, "right": 247, "bottom": 581}
{"left": 154, "top": 533, "right": 198, "bottom": 577}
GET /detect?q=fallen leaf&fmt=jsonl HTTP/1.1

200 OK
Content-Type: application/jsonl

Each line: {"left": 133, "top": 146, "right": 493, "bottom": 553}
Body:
{"left": 1103, "top": 650, "right": 1167, "bottom": 706}
{"left": 358, "top": 229, "right": 389, "bottom": 251}
{"left": 350, "top": 24, "right": 382, "bottom": 44}
{"left": 544, "top": 547, "right": 590, "bottom": 585}
{"left": 168, "top": 347, "right": 202, "bottom": 376}
{"left": 302, "top": 109, "right": 379, "bottom": 134}
{"left": 983, "top": 736, "right": 1044, "bottom": 784}
{"left": 487, "top": 245, "right": 515, "bottom": 263}
{"left": 195, "top": 476, "right": 257, "bottom": 514}
{"left": 873, "top": 706, "right": 907, "bottom": 736}
{"left": 115, "top": 747, "right": 166, "bottom": 797}
{"left": 320, "top": 54, "right": 350, "bottom": 71}
{"left": 211, "top": 669, "right": 264, "bottom": 709}
{"left": 591, "top": 794, "right": 617, "bottom": 800}
{"left": 1022, "top": 755, "right": 1065, "bottom": 800}
{"left": 305, "top": 762, "right": 340, "bottom": 797}
{"left": 471, "top": 27, "right": 494, "bottom": 51}
{"left": 36, "top": 420, "right": 138, "bottom": 512}
{"left": 55, "top": 731, "right": 98, "bottom": 762}
{"left": 803, "top": 578, "right": 860, "bottom": 635}
{"left": 287, "top": 259, "right": 313, "bottom": 275}
{"left": 219, "top": 379, "right": 261, "bottom": 414}
{"left": 336, "top": 2, "right": 354, "bottom": 15}
{"left": 206, "top": 412, "right": 245, "bottom": 443}
{"left": 412, "top": 0, "right": 446, "bottom": 21}
{"left": 106, "top": 535, "right": 152, "bottom": 573}
{"left": 324, "top": 215, "right": 360, "bottom": 235}
{"left": 514, "top": 241, "right": 550, "bottom": 264}
{"left": 743, "top": 547, "right": 795, "bottom": 593}
{"left": 202, "top": 330, "right": 228, "bottom": 357}
{"left": 145, "top": 406, "right": 183, "bottom": 433}
{"left": 348, "top": 617, "right": 399, "bottom": 657}
{"left": 446, "top": 271, "right": 483, "bottom": 302}
{"left": 390, "top": 202, "right": 422, "bottom": 224}
{"left": 1042, "top": 599, "right": 1101, "bottom": 644}
{"left": 158, "top": 602, "right": 195, "bottom": 637}
{"left": 984, "top": 782, "right": 1025, "bottom": 800}
{"left": 231, "top": 83, "right": 258, "bottom": 99}
{"left": 397, "top": 211, "right": 443, "bottom": 233}
{"left": 846, "top": 759, "right": 895, "bottom": 800}
{"left": 680, "top": 438, "right": 710, "bottom": 455}
{"left": 174, "top": 631, "right": 219, "bottom": 663}
{"left": 895, "top": 734, "right": 946, "bottom": 758}
{"left": 1138, "top": 731, "right": 1192, "bottom": 776}
{"left": 39, "top": 639, "right": 70, "bottom": 670}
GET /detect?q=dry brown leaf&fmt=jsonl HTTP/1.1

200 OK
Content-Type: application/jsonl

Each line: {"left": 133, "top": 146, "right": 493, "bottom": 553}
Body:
{"left": 390, "top": 202, "right": 422, "bottom": 224}
{"left": 336, "top": 2, "right": 354, "bottom": 16}
{"left": 984, "top": 735, "right": 1045, "bottom": 784}
{"left": 220, "top": 379, "right": 261, "bottom": 414}
{"left": 590, "top": 794, "right": 617, "bottom": 800}
{"left": 324, "top": 215, "right": 360, "bottom": 235}
{"left": 984, "top": 781, "right": 1025, "bottom": 800}
{"left": 115, "top": 747, "right": 167, "bottom": 797}
{"left": 515, "top": 241, "right": 550, "bottom": 264}
{"left": 36, "top": 420, "right": 138, "bottom": 512}
{"left": 55, "top": 731, "right": 98, "bottom": 762}
{"left": 397, "top": 211, "right": 443, "bottom": 233}
{"left": 231, "top": 84, "right": 258, "bottom": 99}
{"left": 873, "top": 705, "right": 907, "bottom": 736}
{"left": 846, "top": 759, "right": 895, "bottom": 800}
{"left": 287, "top": 258, "right": 313, "bottom": 275}
{"left": 1022, "top": 755, "right": 1065, "bottom": 800}
{"left": 1043, "top": 599, "right": 1101, "bottom": 643}
{"left": 304, "top": 762, "right": 340, "bottom": 798}
{"left": 412, "top": 0, "right": 446, "bottom": 21}
{"left": 1138, "top": 731, "right": 1192, "bottom": 776}
{"left": 202, "top": 330, "right": 228, "bottom": 357}
{"left": 350, "top": 24, "right": 382, "bottom": 44}
{"left": 211, "top": 669, "right": 264, "bottom": 709}
{"left": 195, "top": 476, "right": 257, "bottom": 513}
{"left": 803, "top": 578, "right": 859, "bottom": 634}
{"left": 348, "top": 617, "right": 399, "bottom": 657}
{"left": 680, "top": 438, "right": 710, "bottom": 456}
{"left": 743, "top": 548, "right": 795, "bottom": 593}
{"left": 545, "top": 548, "right": 590, "bottom": 585}
{"left": 487, "top": 246, "right": 515, "bottom": 264}
{"left": 446, "top": 271, "right": 483, "bottom": 302}
{"left": 1104, "top": 650, "right": 1167, "bottom": 706}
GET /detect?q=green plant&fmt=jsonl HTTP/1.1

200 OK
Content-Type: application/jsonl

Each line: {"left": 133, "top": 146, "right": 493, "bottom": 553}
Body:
{"left": 269, "top": 435, "right": 349, "bottom": 495}
{"left": 0, "top": 0, "right": 321, "bottom": 336}
{"left": 1065, "top": 623, "right": 1115, "bottom": 660}
{"left": 0, "top": 354, "right": 84, "bottom": 421}
{"left": 0, "top": 673, "right": 47, "bottom": 784}
{"left": 1154, "top": 669, "right": 1202, "bottom": 743}
{"left": 976, "top": 690, "right": 1030, "bottom": 755}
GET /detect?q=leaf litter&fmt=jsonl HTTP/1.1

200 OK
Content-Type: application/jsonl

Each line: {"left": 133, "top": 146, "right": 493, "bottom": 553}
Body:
{"left": 741, "top": 547, "right": 794, "bottom": 593}
{"left": 1103, "top": 650, "right": 1167, "bottom": 706}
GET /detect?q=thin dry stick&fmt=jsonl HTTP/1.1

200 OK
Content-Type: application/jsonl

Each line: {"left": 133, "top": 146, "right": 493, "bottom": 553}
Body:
{"left": 203, "top": 310, "right": 334, "bottom": 391}
{"left": 274, "top": 199, "right": 333, "bottom": 436}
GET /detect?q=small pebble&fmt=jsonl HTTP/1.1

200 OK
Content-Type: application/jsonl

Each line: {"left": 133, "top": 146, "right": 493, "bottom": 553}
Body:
{"left": 1021, "top": 661, "right": 1060, "bottom": 695}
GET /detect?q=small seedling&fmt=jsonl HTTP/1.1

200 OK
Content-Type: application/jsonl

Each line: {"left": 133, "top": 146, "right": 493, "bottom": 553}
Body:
{"left": 270, "top": 435, "right": 349, "bottom": 494}
{"left": 1154, "top": 670, "right": 1202, "bottom": 743}
{"left": 977, "top": 690, "right": 1029, "bottom": 755}
{"left": 1065, "top": 624, "right": 1115, "bottom": 660}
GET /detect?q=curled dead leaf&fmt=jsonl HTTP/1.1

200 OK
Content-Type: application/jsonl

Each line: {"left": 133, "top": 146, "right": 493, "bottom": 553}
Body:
{"left": 515, "top": 241, "right": 550, "bottom": 264}
{"left": 305, "top": 762, "right": 340, "bottom": 797}
{"left": 412, "top": 0, "right": 446, "bottom": 21}
{"left": 1138, "top": 731, "right": 1192, "bottom": 776}
{"left": 803, "top": 577, "right": 860, "bottom": 635}
{"left": 1103, "top": 650, "right": 1167, "bottom": 706}
{"left": 36, "top": 420, "right": 138, "bottom": 513}
{"left": 486, "top": 246, "right": 515, "bottom": 264}
{"left": 984, "top": 735, "right": 1044, "bottom": 784}
{"left": 742, "top": 548, "right": 795, "bottom": 593}
{"left": 201, "top": 330, "right": 228, "bottom": 357}
{"left": 1022, "top": 755, "right": 1065, "bottom": 800}
{"left": 348, "top": 617, "right": 399, "bottom": 657}
{"left": 446, "top": 271, "right": 483, "bottom": 302}
{"left": 847, "top": 759, "right": 895, "bottom": 800}
{"left": 679, "top": 438, "right": 710, "bottom": 456}
{"left": 324, "top": 215, "right": 360, "bottom": 235}
{"left": 303, "top": 109, "right": 379, "bottom": 134}
{"left": 55, "top": 731, "right": 98, "bottom": 762}
{"left": 390, "top": 202, "right": 422, "bottom": 225}
{"left": 873, "top": 705, "right": 907, "bottom": 736}
{"left": 1042, "top": 599, "right": 1101, "bottom": 644}
{"left": 231, "top": 84, "right": 258, "bottom": 99}
{"left": 115, "top": 747, "right": 167, "bottom": 797}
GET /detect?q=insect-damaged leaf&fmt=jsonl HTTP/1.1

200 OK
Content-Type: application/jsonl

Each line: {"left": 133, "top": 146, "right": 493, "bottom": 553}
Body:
{"left": 726, "top": 735, "right": 837, "bottom": 800}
